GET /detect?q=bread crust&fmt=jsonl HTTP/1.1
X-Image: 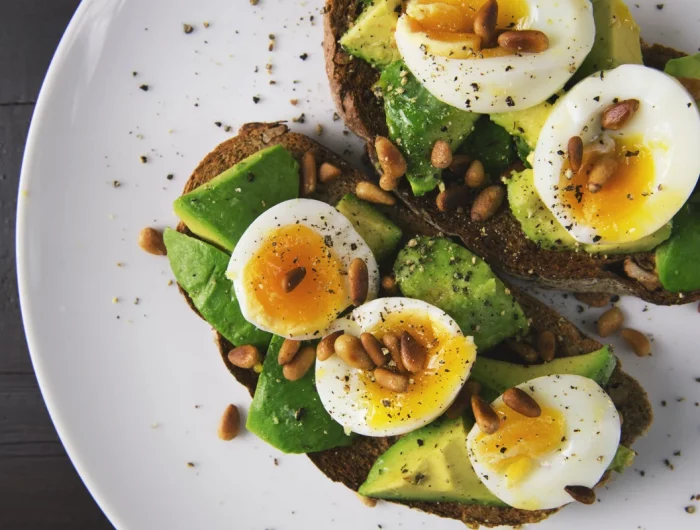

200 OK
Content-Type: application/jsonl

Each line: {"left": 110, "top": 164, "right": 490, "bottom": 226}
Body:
{"left": 176, "top": 122, "right": 652, "bottom": 528}
{"left": 322, "top": 0, "right": 699, "bottom": 305}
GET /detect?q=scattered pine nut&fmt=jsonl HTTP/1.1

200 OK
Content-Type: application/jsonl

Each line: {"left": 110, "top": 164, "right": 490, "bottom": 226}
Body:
{"left": 334, "top": 334, "right": 375, "bottom": 370}
{"left": 498, "top": 30, "right": 549, "bottom": 53}
{"left": 587, "top": 154, "right": 618, "bottom": 193}
{"left": 319, "top": 162, "right": 341, "bottom": 183}
{"left": 473, "top": 0, "right": 499, "bottom": 48}
{"left": 317, "top": 331, "right": 343, "bottom": 361}
{"left": 360, "top": 333, "right": 387, "bottom": 367}
{"left": 356, "top": 181, "right": 396, "bottom": 206}
{"left": 623, "top": 258, "right": 661, "bottom": 291}
{"left": 278, "top": 339, "right": 301, "bottom": 365}
{"left": 228, "top": 345, "right": 261, "bottom": 369}
{"left": 601, "top": 99, "right": 640, "bottom": 130}
{"left": 472, "top": 395, "right": 500, "bottom": 434}
{"left": 431, "top": 140, "right": 452, "bottom": 169}
{"left": 503, "top": 387, "right": 541, "bottom": 417}
{"left": 282, "top": 266, "right": 306, "bottom": 293}
{"left": 382, "top": 333, "right": 405, "bottom": 372}
{"left": 349, "top": 258, "right": 369, "bottom": 306}
{"left": 537, "top": 330, "right": 556, "bottom": 362}
{"left": 381, "top": 275, "right": 399, "bottom": 295}
{"left": 138, "top": 227, "right": 167, "bottom": 255}
{"left": 301, "top": 150, "right": 317, "bottom": 196}
{"left": 217, "top": 404, "right": 240, "bottom": 441}
{"left": 357, "top": 494, "right": 378, "bottom": 507}
{"left": 564, "top": 485, "right": 596, "bottom": 505}
{"left": 597, "top": 307, "right": 624, "bottom": 337}
{"left": 568, "top": 136, "right": 584, "bottom": 172}
{"left": 282, "top": 345, "right": 316, "bottom": 381}
{"left": 465, "top": 160, "right": 486, "bottom": 188}
{"left": 374, "top": 367, "right": 409, "bottom": 392}
{"left": 471, "top": 185, "right": 505, "bottom": 221}
{"left": 620, "top": 328, "right": 651, "bottom": 357}
{"left": 375, "top": 136, "right": 407, "bottom": 190}
{"left": 400, "top": 331, "right": 427, "bottom": 373}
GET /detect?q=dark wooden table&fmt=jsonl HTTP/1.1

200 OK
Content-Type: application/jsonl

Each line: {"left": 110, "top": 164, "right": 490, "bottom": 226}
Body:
{"left": 1, "top": 1, "right": 113, "bottom": 528}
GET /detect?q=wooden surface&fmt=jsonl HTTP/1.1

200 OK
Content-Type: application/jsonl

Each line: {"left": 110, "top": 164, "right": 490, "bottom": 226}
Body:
{"left": 0, "top": 1, "right": 113, "bottom": 528}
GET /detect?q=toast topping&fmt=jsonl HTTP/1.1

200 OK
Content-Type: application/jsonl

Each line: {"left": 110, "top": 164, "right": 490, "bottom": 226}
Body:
{"left": 138, "top": 227, "right": 167, "bottom": 255}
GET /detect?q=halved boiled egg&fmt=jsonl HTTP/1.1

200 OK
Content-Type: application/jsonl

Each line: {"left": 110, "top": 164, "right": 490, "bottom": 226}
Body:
{"left": 315, "top": 297, "right": 477, "bottom": 437}
{"left": 534, "top": 65, "right": 700, "bottom": 245}
{"left": 226, "top": 199, "right": 379, "bottom": 340}
{"left": 467, "top": 374, "right": 621, "bottom": 510}
{"left": 395, "top": 0, "right": 595, "bottom": 113}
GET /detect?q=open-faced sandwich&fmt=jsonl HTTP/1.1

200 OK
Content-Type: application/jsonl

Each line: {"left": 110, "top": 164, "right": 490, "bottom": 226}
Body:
{"left": 141, "top": 122, "right": 653, "bottom": 527}
{"left": 324, "top": 0, "right": 700, "bottom": 305}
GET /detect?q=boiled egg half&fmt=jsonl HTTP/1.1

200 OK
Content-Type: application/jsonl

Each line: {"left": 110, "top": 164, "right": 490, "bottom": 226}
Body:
{"left": 467, "top": 374, "right": 621, "bottom": 510}
{"left": 395, "top": 0, "right": 595, "bottom": 113}
{"left": 226, "top": 199, "right": 379, "bottom": 340}
{"left": 534, "top": 64, "right": 700, "bottom": 245}
{"left": 315, "top": 297, "right": 477, "bottom": 437}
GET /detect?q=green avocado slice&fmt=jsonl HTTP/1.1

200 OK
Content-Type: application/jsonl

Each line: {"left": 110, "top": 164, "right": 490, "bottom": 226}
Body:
{"left": 377, "top": 61, "right": 480, "bottom": 196}
{"left": 340, "top": 0, "right": 402, "bottom": 69}
{"left": 173, "top": 144, "right": 299, "bottom": 252}
{"left": 656, "top": 203, "right": 700, "bottom": 293}
{"left": 359, "top": 417, "right": 506, "bottom": 506}
{"left": 246, "top": 336, "right": 353, "bottom": 454}
{"left": 163, "top": 229, "right": 270, "bottom": 350}
{"left": 394, "top": 236, "right": 528, "bottom": 350}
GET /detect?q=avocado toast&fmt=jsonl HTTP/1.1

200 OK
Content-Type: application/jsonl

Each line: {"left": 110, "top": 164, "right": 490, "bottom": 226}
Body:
{"left": 323, "top": 0, "right": 700, "bottom": 306}
{"left": 167, "top": 122, "right": 652, "bottom": 528}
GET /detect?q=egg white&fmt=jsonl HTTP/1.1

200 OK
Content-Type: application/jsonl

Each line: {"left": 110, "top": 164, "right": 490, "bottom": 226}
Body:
{"left": 467, "top": 374, "right": 621, "bottom": 510}
{"left": 395, "top": 0, "right": 595, "bottom": 113}
{"left": 316, "top": 297, "right": 474, "bottom": 437}
{"left": 534, "top": 64, "right": 700, "bottom": 245}
{"left": 226, "top": 199, "right": 379, "bottom": 340}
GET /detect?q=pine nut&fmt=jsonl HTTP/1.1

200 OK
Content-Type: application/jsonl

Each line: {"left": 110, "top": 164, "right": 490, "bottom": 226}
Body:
{"left": 587, "top": 153, "right": 618, "bottom": 193}
{"left": 506, "top": 338, "right": 539, "bottom": 364}
{"left": 356, "top": 181, "right": 396, "bottom": 206}
{"left": 319, "top": 162, "right": 341, "bottom": 183}
{"left": 601, "top": 99, "right": 640, "bottom": 130}
{"left": 282, "top": 344, "right": 316, "bottom": 381}
{"left": 620, "top": 328, "right": 651, "bottom": 357}
{"left": 574, "top": 292, "right": 611, "bottom": 307}
{"left": 565, "top": 485, "right": 596, "bottom": 505}
{"left": 381, "top": 275, "right": 399, "bottom": 295}
{"left": 334, "top": 334, "right": 375, "bottom": 370}
{"left": 537, "top": 331, "right": 556, "bottom": 362}
{"left": 217, "top": 404, "right": 240, "bottom": 441}
{"left": 445, "top": 380, "right": 482, "bottom": 419}
{"left": 301, "top": 150, "right": 317, "bottom": 196}
{"left": 498, "top": 30, "right": 549, "bottom": 53}
{"left": 278, "top": 339, "right": 301, "bottom": 365}
{"left": 449, "top": 154, "right": 472, "bottom": 174}
{"left": 228, "top": 345, "right": 261, "bottom": 369}
{"left": 474, "top": 0, "right": 499, "bottom": 48}
{"left": 374, "top": 367, "right": 409, "bottom": 392}
{"left": 382, "top": 333, "right": 405, "bottom": 372}
{"left": 465, "top": 160, "right": 486, "bottom": 188}
{"left": 503, "top": 387, "right": 541, "bottom": 417}
{"left": 138, "top": 227, "right": 167, "bottom": 255}
{"left": 471, "top": 185, "right": 505, "bottom": 221}
{"left": 436, "top": 185, "right": 470, "bottom": 212}
{"left": 623, "top": 258, "right": 661, "bottom": 291}
{"left": 431, "top": 139, "right": 452, "bottom": 169}
{"left": 375, "top": 136, "right": 407, "bottom": 190}
{"left": 400, "top": 331, "right": 427, "bottom": 373}
{"left": 348, "top": 258, "right": 369, "bottom": 306}
{"left": 357, "top": 494, "right": 378, "bottom": 507}
{"left": 317, "top": 330, "right": 343, "bottom": 361}
{"left": 360, "top": 333, "right": 387, "bottom": 367}
{"left": 472, "top": 395, "right": 500, "bottom": 434}
{"left": 282, "top": 266, "right": 306, "bottom": 293}
{"left": 568, "top": 136, "right": 584, "bottom": 172}
{"left": 597, "top": 307, "right": 624, "bottom": 337}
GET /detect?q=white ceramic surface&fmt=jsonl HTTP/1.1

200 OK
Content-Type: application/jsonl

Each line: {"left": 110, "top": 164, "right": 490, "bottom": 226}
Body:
{"left": 16, "top": 1, "right": 700, "bottom": 528}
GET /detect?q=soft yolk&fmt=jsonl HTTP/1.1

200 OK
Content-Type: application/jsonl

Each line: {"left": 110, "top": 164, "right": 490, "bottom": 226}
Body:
{"left": 473, "top": 403, "right": 566, "bottom": 485}
{"left": 409, "top": 0, "right": 529, "bottom": 33}
{"left": 559, "top": 134, "right": 656, "bottom": 241}
{"left": 242, "top": 224, "right": 349, "bottom": 336}
{"left": 359, "top": 311, "right": 477, "bottom": 430}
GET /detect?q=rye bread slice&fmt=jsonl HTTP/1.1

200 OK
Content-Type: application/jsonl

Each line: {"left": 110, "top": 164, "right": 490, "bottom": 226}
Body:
{"left": 175, "top": 122, "right": 652, "bottom": 528}
{"left": 322, "top": 0, "right": 698, "bottom": 306}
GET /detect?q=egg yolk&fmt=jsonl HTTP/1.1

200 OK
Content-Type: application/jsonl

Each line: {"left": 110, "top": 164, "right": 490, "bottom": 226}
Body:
{"left": 472, "top": 403, "right": 566, "bottom": 486}
{"left": 242, "top": 224, "right": 349, "bottom": 337}
{"left": 359, "top": 311, "right": 477, "bottom": 430}
{"left": 559, "top": 134, "right": 657, "bottom": 242}
{"left": 406, "top": 0, "right": 529, "bottom": 58}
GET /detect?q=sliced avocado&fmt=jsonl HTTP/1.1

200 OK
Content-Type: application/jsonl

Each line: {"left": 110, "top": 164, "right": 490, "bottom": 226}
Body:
{"left": 340, "top": 0, "right": 402, "bottom": 69}
{"left": 665, "top": 53, "right": 700, "bottom": 80}
{"left": 458, "top": 117, "right": 517, "bottom": 178}
{"left": 377, "top": 61, "right": 480, "bottom": 196}
{"left": 490, "top": 95, "right": 559, "bottom": 151}
{"left": 471, "top": 346, "right": 617, "bottom": 401}
{"left": 507, "top": 169, "right": 672, "bottom": 253}
{"left": 359, "top": 417, "right": 506, "bottom": 506}
{"left": 336, "top": 193, "right": 402, "bottom": 262}
{"left": 656, "top": 203, "right": 700, "bottom": 293}
{"left": 173, "top": 144, "right": 299, "bottom": 252}
{"left": 247, "top": 336, "right": 353, "bottom": 454}
{"left": 608, "top": 445, "right": 636, "bottom": 473}
{"left": 574, "top": 0, "right": 643, "bottom": 82}
{"left": 394, "top": 237, "right": 528, "bottom": 350}
{"left": 163, "top": 229, "right": 271, "bottom": 349}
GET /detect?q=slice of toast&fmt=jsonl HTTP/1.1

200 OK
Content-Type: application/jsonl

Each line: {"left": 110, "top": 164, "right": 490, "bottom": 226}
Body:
{"left": 175, "top": 122, "right": 652, "bottom": 528}
{"left": 323, "top": 0, "right": 698, "bottom": 306}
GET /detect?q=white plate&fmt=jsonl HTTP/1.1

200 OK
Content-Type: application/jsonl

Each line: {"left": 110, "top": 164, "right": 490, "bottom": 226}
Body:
{"left": 17, "top": 1, "right": 700, "bottom": 528}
